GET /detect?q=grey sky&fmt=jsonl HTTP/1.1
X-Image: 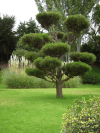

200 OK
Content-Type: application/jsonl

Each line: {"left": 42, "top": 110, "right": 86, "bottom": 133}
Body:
{"left": 0, "top": 0, "right": 39, "bottom": 30}
{"left": 0, "top": 0, "right": 100, "bottom": 33}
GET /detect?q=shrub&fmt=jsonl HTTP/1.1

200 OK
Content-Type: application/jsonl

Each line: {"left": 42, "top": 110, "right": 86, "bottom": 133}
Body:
{"left": 61, "top": 95, "right": 100, "bottom": 133}
{"left": 62, "top": 76, "right": 82, "bottom": 88}
{"left": 81, "top": 74, "right": 100, "bottom": 84}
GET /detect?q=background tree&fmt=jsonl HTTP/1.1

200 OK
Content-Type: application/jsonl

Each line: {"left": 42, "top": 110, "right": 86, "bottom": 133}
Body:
{"left": 16, "top": 18, "right": 40, "bottom": 40}
{"left": 81, "top": 4, "right": 100, "bottom": 65}
{"left": 13, "top": 18, "right": 41, "bottom": 61}
{"left": 0, "top": 15, "right": 17, "bottom": 67}
{"left": 23, "top": 11, "right": 96, "bottom": 98}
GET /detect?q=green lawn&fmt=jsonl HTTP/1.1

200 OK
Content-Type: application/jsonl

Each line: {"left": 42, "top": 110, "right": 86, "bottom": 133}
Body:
{"left": 0, "top": 84, "right": 100, "bottom": 133}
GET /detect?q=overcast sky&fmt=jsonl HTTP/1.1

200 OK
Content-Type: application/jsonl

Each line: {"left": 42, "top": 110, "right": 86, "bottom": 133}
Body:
{"left": 0, "top": 0, "right": 100, "bottom": 32}
{"left": 0, "top": 0, "right": 39, "bottom": 31}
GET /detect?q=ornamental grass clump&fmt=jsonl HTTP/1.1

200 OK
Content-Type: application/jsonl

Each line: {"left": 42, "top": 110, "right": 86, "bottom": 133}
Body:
{"left": 61, "top": 95, "right": 100, "bottom": 133}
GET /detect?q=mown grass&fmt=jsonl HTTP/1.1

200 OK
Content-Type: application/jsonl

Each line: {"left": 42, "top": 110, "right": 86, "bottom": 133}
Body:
{"left": 0, "top": 84, "right": 100, "bottom": 133}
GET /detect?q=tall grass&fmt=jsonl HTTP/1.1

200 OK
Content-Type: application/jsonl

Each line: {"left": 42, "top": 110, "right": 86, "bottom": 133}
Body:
{"left": 1, "top": 67, "right": 81, "bottom": 88}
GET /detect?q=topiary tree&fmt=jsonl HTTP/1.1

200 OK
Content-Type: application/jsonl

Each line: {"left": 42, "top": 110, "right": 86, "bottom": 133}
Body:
{"left": 23, "top": 11, "right": 96, "bottom": 98}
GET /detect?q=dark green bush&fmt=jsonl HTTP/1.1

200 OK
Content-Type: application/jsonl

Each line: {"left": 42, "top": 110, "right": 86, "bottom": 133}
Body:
{"left": 81, "top": 74, "right": 100, "bottom": 84}
{"left": 61, "top": 95, "right": 100, "bottom": 133}
{"left": 25, "top": 52, "right": 38, "bottom": 62}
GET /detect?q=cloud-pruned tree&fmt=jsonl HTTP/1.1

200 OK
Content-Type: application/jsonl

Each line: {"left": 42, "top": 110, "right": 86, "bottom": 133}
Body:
{"left": 22, "top": 11, "right": 96, "bottom": 98}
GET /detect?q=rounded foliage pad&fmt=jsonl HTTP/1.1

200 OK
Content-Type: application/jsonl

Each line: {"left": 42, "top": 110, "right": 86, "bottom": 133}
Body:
{"left": 21, "top": 33, "right": 53, "bottom": 50}
{"left": 40, "top": 42, "right": 70, "bottom": 58}
{"left": 34, "top": 56, "right": 61, "bottom": 73}
{"left": 70, "top": 52, "right": 96, "bottom": 65}
{"left": 64, "top": 14, "right": 89, "bottom": 33}
{"left": 36, "top": 12, "right": 61, "bottom": 29}
{"left": 62, "top": 62, "right": 91, "bottom": 76}
{"left": 25, "top": 68, "right": 45, "bottom": 79}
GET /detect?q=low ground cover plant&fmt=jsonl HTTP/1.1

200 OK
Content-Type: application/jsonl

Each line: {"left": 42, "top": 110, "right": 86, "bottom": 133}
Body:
{"left": 61, "top": 95, "right": 100, "bottom": 133}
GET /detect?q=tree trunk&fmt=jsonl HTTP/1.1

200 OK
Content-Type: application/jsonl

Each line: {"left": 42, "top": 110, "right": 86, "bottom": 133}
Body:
{"left": 77, "top": 36, "right": 81, "bottom": 52}
{"left": 56, "top": 67, "right": 63, "bottom": 98}
{"left": 56, "top": 79, "right": 62, "bottom": 98}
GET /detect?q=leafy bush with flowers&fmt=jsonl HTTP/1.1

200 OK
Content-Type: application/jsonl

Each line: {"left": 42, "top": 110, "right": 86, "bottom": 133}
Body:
{"left": 61, "top": 95, "right": 100, "bottom": 133}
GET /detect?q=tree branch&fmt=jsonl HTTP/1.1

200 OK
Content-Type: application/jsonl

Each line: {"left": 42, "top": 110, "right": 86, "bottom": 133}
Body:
{"left": 44, "top": 76, "right": 56, "bottom": 83}
{"left": 62, "top": 76, "right": 73, "bottom": 83}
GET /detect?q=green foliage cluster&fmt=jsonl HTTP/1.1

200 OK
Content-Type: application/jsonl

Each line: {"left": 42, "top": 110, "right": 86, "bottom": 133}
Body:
{"left": 93, "top": 4, "right": 100, "bottom": 24}
{"left": 20, "top": 33, "right": 53, "bottom": 50}
{"left": 62, "top": 62, "right": 91, "bottom": 76}
{"left": 57, "top": 32, "right": 64, "bottom": 39}
{"left": 61, "top": 95, "right": 100, "bottom": 133}
{"left": 63, "top": 14, "right": 89, "bottom": 33}
{"left": 70, "top": 52, "right": 96, "bottom": 65}
{"left": 36, "top": 12, "right": 62, "bottom": 29}
{"left": 25, "top": 51, "right": 45, "bottom": 63}
{"left": 25, "top": 68, "right": 45, "bottom": 79}
{"left": 81, "top": 43, "right": 93, "bottom": 53}
{"left": 40, "top": 42, "right": 70, "bottom": 58}
{"left": 34, "top": 56, "right": 61, "bottom": 74}
{"left": 63, "top": 32, "right": 73, "bottom": 40}
{"left": 16, "top": 19, "right": 40, "bottom": 39}
{"left": 81, "top": 74, "right": 100, "bottom": 84}
{"left": 24, "top": 52, "right": 38, "bottom": 62}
